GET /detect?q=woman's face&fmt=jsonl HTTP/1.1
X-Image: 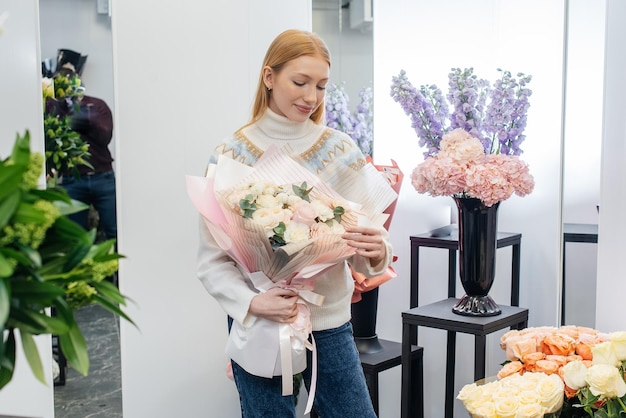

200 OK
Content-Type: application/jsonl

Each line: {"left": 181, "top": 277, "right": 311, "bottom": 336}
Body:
{"left": 264, "top": 55, "right": 329, "bottom": 123}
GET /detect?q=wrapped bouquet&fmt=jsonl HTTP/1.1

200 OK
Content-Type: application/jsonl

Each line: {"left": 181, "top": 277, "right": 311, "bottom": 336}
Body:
{"left": 186, "top": 145, "right": 397, "bottom": 410}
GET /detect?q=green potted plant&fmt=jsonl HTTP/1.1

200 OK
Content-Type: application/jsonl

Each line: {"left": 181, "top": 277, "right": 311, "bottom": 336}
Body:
{"left": 0, "top": 131, "right": 133, "bottom": 389}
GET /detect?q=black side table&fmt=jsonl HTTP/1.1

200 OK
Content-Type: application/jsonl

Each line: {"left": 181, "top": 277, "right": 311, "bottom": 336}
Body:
{"left": 401, "top": 298, "right": 528, "bottom": 418}
{"left": 561, "top": 223, "right": 598, "bottom": 325}
{"left": 409, "top": 229, "right": 521, "bottom": 344}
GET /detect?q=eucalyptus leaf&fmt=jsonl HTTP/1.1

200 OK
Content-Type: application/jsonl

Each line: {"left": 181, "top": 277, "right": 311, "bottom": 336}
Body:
{"left": 19, "top": 330, "right": 46, "bottom": 385}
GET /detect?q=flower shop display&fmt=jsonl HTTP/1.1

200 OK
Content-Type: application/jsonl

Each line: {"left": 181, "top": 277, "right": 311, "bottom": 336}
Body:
{"left": 495, "top": 325, "right": 626, "bottom": 417}
{"left": 0, "top": 131, "right": 133, "bottom": 390}
{"left": 390, "top": 68, "right": 535, "bottom": 316}
{"left": 186, "top": 145, "right": 396, "bottom": 412}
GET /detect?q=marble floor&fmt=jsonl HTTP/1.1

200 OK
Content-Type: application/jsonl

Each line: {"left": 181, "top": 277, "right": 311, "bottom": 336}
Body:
{"left": 53, "top": 304, "right": 122, "bottom": 418}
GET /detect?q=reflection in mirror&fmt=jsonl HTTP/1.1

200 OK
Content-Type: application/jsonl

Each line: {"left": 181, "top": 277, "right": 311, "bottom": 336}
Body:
{"left": 38, "top": 0, "right": 122, "bottom": 415}
{"left": 313, "top": 0, "right": 373, "bottom": 154}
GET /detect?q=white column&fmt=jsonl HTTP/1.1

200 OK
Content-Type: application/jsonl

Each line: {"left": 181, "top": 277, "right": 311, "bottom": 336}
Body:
{"left": 595, "top": 0, "right": 626, "bottom": 332}
{"left": 112, "top": 1, "right": 311, "bottom": 417}
{"left": 0, "top": 0, "right": 53, "bottom": 417}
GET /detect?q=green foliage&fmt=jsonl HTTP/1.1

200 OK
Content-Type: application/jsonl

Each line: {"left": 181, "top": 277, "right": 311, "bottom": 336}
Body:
{"left": 43, "top": 114, "right": 92, "bottom": 180}
{"left": 42, "top": 73, "right": 92, "bottom": 184}
{"left": 0, "top": 131, "right": 133, "bottom": 389}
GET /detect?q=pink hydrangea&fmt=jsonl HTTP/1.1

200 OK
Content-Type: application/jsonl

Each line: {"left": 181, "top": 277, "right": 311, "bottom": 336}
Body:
{"left": 409, "top": 128, "right": 535, "bottom": 206}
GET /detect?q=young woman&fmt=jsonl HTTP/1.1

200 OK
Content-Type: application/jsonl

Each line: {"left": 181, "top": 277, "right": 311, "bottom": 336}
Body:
{"left": 196, "top": 29, "right": 394, "bottom": 417}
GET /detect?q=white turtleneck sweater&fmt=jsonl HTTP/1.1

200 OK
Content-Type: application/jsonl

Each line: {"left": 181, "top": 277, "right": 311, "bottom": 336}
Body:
{"left": 197, "top": 109, "right": 394, "bottom": 331}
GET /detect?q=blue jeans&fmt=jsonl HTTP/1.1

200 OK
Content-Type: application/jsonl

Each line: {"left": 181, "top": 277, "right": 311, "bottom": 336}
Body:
{"left": 230, "top": 321, "right": 375, "bottom": 418}
{"left": 60, "top": 171, "right": 117, "bottom": 241}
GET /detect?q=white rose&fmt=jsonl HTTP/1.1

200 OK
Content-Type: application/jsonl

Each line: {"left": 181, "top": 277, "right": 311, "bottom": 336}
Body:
{"left": 471, "top": 402, "right": 496, "bottom": 418}
{"left": 517, "top": 389, "right": 540, "bottom": 405}
{"left": 310, "top": 199, "right": 335, "bottom": 222}
{"left": 609, "top": 331, "right": 626, "bottom": 361}
{"left": 514, "top": 403, "right": 545, "bottom": 418}
{"left": 586, "top": 363, "right": 626, "bottom": 398}
{"left": 256, "top": 193, "right": 281, "bottom": 209}
{"left": 251, "top": 207, "right": 281, "bottom": 233}
{"left": 536, "top": 373, "right": 564, "bottom": 413}
{"left": 326, "top": 219, "right": 346, "bottom": 234}
{"left": 283, "top": 221, "right": 310, "bottom": 243}
{"left": 457, "top": 383, "right": 480, "bottom": 402}
{"left": 493, "top": 396, "right": 519, "bottom": 418}
{"left": 592, "top": 341, "right": 620, "bottom": 367}
{"left": 561, "top": 360, "right": 588, "bottom": 390}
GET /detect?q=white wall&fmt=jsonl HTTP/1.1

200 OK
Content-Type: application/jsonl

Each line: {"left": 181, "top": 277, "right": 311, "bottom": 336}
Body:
{"left": 0, "top": 1, "right": 54, "bottom": 417}
{"left": 374, "top": 1, "right": 564, "bottom": 416}
{"left": 596, "top": 0, "right": 626, "bottom": 332}
{"left": 112, "top": 1, "right": 312, "bottom": 417}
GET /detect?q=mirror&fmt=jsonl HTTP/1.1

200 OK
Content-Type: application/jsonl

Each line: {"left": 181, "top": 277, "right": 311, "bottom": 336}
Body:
{"left": 560, "top": 0, "right": 604, "bottom": 327}
{"left": 315, "top": 0, "right": 604, "bottom": 329}
{"left": 313, "top": 0, "right": 373, "bottom": 153}
{"left": 38, "top": 0, "right": 121, "bottom": 415}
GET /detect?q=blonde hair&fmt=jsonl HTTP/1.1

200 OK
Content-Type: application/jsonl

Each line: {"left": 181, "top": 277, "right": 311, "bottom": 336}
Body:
{"left": 249, "top": 29, "right": 331, "bottom": 126}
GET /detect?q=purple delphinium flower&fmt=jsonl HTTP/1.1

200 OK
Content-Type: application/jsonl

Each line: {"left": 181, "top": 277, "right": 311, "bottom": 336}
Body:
{"left": 483, "top": 70, "right": 533, "bottom": 155}
{"left": 391, "top": 70, "right": 443, "bottom": 156}
{"left": 447, "top": 68, "right": 490, "bottom": 149}
{"left": 351, "top": 86, "right": 373, "bottom": 157}
{"left": 390, "top": 67, "right": 532, "bottom": 157}
{"left": 325, "top": 83, "right": 354, "bottom": 135}
{"left": 324, "top": 83, "right": 373, "bottom": 157}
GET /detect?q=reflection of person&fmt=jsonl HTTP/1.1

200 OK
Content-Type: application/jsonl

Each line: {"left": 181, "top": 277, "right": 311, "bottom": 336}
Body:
{"left": 49, "top": 50, "right": 117, "bottom": 247}
{"left": 196, "top": 29, "right": 394, "bottom": 417}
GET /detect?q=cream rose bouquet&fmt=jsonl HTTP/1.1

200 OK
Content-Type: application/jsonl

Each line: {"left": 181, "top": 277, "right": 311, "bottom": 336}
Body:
{"left": 457, "top": 372, "right": 564, "bottom": 417}
{"left": 186, "top": 145, "right": 396, "bottom": 412}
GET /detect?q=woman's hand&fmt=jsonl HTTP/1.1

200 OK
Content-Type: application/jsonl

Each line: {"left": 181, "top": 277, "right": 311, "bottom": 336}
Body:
{"left": 249, "top": 286, "right": 299, "bottom": 323}
{"left": 342, "top": 225, "right": 387, "bottom": 267}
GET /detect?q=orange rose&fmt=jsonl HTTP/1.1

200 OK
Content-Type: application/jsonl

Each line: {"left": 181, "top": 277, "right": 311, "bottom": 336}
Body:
{"left": 545, "top": 354, "right": 568, "bottom": 367}
{"left": 533, "top": 359, "right": 560, "bottom": 375}
{"left": 521, "top": 352, "right": 546, "bottom": 370}
{"left": 566, "top": 354, "right": 583, "bottom": 363}
{"left": 576, "top": 342, "right": 594, "bottom": 360}
{"left": 497, "top": 361, "right": 524, "bottom": 379}
{"left": 543, "top": 334, "right": 576, "bottom": 356}
{"left": 563, "top": 384, "right": 579, "bottom": 399}
{"left": 505, "top": 336, "right": 538, "bottom": 361}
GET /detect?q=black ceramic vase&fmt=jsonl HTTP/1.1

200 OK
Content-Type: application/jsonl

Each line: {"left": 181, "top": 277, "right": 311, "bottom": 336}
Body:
{"left": 452, "top": 197, "right": 502, "bottom": 317}
{"left": 351, "top": 287, "right": 383, "bottom": 354}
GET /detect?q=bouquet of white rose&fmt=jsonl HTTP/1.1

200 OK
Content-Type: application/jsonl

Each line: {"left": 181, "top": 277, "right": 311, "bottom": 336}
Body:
{"left": 186, "top": 145, "right": 396, "bottom": 412}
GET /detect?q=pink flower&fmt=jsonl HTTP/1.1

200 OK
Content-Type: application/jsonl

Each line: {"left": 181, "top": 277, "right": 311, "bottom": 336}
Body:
{"left": 410, "top": 128, "right": 535, "bottom": 206}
